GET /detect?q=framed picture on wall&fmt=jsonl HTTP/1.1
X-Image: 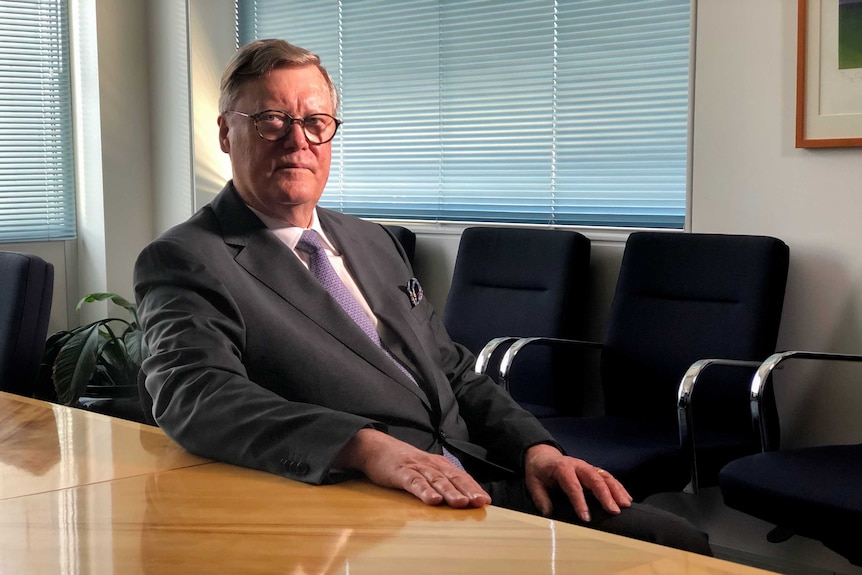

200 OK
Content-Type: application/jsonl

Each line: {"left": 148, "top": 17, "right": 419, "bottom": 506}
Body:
{"left": 796, "top": 0, "right": 862, "bottom": 148}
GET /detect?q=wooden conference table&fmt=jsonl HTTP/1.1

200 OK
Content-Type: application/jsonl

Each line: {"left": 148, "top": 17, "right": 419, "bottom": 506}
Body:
{"left": 0, "top": 392, "right": 776, "bottom": 574}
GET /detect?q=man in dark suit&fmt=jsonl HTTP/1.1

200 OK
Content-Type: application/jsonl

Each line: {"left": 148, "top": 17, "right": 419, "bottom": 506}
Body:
{"left": 135, "top": 39, "right": 710, "bottom": 554}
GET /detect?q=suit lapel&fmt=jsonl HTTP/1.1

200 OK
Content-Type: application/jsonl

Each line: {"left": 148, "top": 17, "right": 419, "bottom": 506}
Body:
{"left": 211, "top": 185, "right": 428, "bottom": 405}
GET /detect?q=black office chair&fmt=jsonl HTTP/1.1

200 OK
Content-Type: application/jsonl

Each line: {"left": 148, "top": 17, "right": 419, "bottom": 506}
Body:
{"left": 444, "top": 226, "right": 591, "bottom": 417}
{"left": 718, "top": 351, "right": 862, "bottom": 566}
{"left": 496, "top": 232, "right": 789, "bottom": 500}
{"left": 384, "top": 225, "right": 416, "bottom": 266}
{"left": 0, "top": 251, "right": 54, "bottom": 397}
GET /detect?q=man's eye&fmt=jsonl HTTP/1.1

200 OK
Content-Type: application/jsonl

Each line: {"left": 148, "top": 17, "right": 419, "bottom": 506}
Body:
{"left": 261, "top": 113, "right": 283, "bottom": 123}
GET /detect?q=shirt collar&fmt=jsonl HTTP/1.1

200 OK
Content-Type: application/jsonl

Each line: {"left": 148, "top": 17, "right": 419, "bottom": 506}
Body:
{"left": 246, "top": 206, "right": 339, "bottom": 254}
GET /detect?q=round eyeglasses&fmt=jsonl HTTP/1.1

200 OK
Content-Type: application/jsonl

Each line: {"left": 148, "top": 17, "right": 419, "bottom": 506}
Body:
{"left": 226, "top": 109, "right": 342, "bottom": 145}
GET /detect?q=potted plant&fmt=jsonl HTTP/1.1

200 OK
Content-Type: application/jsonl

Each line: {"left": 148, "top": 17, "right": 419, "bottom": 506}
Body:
{"left": 40, "top": 292, "right": 146, "bottom": 406}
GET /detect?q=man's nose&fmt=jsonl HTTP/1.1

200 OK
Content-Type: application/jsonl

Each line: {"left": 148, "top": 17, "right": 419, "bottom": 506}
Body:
{"left": 281, "top": 120, "right": 308, "bottom": 148}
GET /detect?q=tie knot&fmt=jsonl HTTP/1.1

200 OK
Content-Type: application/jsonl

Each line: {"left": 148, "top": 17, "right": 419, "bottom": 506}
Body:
{"left": 296, "top": 229, "right": 324, "bottom": 256}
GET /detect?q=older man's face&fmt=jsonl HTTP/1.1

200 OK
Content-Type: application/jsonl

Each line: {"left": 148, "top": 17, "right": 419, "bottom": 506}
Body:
{"left": 218, "top": 65, "right": 334, "bottom": 227}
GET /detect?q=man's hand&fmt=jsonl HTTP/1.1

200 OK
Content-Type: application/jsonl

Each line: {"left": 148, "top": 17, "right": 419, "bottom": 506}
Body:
{"left": 334, "top": 428, "right": 491, "bottom": 508}
{"left": 524, "top": 444, "right": 633, "bottom": 522}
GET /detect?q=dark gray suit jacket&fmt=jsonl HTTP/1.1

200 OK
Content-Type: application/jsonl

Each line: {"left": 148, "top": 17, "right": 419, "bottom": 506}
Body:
{"left": 134, "top": 182, "right": 555, "bottom": 484}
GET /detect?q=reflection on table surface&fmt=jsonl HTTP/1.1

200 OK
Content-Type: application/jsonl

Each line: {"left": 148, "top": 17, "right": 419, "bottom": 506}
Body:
{"left": 0, "top": 392, "right": 208, "bottom": 500}
{"left": 0, "top": 392, "right": 778, "bottom": 575}
{"left": 0, "top": 464, "right": 777, "bottom": 575}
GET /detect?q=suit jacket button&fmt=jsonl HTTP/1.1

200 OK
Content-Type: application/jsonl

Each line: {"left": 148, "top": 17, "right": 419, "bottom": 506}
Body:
{"left": 295, "top": 462, "right": 309, "bottom": 475}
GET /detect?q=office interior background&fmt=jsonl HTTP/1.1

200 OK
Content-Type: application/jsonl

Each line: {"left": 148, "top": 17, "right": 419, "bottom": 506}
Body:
{"left": 4, "top": 0, "right": 862, "bottom": 572}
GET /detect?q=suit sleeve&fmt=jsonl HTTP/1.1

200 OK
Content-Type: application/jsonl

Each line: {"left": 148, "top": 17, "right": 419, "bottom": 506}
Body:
{"left": 134, "top": 237, "right": 383, "bottom": 484}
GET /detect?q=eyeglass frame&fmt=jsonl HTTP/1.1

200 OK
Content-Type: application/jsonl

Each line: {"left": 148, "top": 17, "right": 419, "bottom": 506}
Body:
{"left": 225, "top": 109, "right": 343, "bottom": 145}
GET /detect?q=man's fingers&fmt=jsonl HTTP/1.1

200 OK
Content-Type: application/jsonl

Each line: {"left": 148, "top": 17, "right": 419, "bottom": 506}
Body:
{"left": 447, "top": 472, "right": 492, "bottom": 507}
{"left": 525, "top": 475, "right": 553, "bottom": 516}
{"left": 604, "top": 475, "right": 633, "bottom": 507}
{"left": 592, "top": 467, "right": 633, "bottom": 506}
{"left": 585, "top": 467, "right": 634, "bottom": 514}
{"left": 400, "top": 459, "right": 490, "bottom": 509}
{"left": 405, "top": 472, "right": 445, "bottom": 505}
{"left": 555, "top": 467, "right": 592, "bottom": 522}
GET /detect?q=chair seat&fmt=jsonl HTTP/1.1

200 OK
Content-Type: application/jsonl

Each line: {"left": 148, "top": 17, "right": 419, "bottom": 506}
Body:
{"left": 720, "top": 444, "right": 862, "bottom": 564}
{"left": 540, "top": 416, "right": 689, "bottom": 500}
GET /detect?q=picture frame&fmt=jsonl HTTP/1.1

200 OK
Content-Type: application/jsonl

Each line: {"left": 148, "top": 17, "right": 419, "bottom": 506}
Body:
{"left": 796, "top": 0, "right": 862, "bottom": 148}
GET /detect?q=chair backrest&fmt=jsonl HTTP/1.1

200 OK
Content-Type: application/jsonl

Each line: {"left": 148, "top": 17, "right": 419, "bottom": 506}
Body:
{"left": 0, "top": 251, "right": 54, "bottom": 396}
{"left": 443, "top": 226, "right": 591, "bottom": 415}
{"left": 384, "top": 225, "right": 416, "bottom": 266}
{"left": 601, "top": 232, "right": 789, "bottom": 432}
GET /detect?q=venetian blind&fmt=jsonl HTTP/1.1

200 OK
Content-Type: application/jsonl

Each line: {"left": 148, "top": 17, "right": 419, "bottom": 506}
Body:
{"left": 237, "top": 0, "right": 690, "bottom": 228}
{"left": 0, "top": 0, "right": 76, "bottom": 241}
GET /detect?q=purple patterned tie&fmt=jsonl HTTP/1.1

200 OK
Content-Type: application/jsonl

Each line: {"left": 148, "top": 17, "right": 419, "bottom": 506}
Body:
{"left": 295, "top": 229, "right": 464, "bottom": 471}
{"left": 296, "top": 230, "right": 381, "bottom": 345}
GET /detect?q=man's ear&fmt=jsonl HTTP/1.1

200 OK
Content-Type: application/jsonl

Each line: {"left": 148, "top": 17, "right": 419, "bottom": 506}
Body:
{"left": 218, "top": 115, "right": 230, "bottom": 153}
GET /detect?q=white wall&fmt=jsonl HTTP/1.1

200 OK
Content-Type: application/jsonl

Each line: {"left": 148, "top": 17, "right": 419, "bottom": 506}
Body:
{"left": 84, "top": 0, "right": 153, "bottom": 322}
{"left": 188, "top": 0, "right": 235, "bottom": 210}
{"left": 147, "top": 0, "right": 195, "bottom": 234}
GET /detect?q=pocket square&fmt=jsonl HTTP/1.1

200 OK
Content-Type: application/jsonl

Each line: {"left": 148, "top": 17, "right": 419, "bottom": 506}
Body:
{"left": 402, "top": 277, "right": 424, "bottom": 307}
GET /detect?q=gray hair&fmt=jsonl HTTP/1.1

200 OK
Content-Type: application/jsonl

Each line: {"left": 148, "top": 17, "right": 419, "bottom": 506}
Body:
{"left": 218, "top": 39, "right": 338, "bottom": 114}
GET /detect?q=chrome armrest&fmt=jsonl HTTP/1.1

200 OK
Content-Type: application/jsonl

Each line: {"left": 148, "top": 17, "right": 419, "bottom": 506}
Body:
{"left": 750, "top": 350, "right": 862, "bottom": 452}
{"left": 676, "top": 358, "right": 762, "bottom": 493}
{"left": 475, "top": 337, "right": 522, "bottom": 376}
{"left": 498, "top": 337, "right": 603, "bottom": 392}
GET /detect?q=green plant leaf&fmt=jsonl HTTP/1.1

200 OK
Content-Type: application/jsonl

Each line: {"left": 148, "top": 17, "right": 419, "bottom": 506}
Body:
{"left": 53, "top": 325, "right": 103, "bottom": 405}
{"left": 40, "top": 331, "right": 74, "bottom": 370}
{"left": 35, "top": 330, "right": 76, "bottom": 401}
{"left": 100, "top": 353, "right": 131, "bottom": 387}
{"left": 124, "top": 328, "right": 145, "bottom": 367}
{"left": 99, "top": 335, "right": 127, "bottom": 367}
{"left": 91, "top": 326, "right": 142, "bottom": 389}
{"left": 44, "top": 292, "right": 143, "bottom": 402}
{"left": 76, "top": 292, "right": 136, "bottom": 315}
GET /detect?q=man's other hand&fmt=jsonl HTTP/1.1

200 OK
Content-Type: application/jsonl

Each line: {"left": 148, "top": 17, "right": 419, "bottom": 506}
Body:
{"left": 524, "top": 444, "right": 633, "bottom": 522}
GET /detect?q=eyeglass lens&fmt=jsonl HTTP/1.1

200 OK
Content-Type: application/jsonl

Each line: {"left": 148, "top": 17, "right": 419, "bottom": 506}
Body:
{"left": 255, "top": 111, "right": 338, "bottom": 144}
